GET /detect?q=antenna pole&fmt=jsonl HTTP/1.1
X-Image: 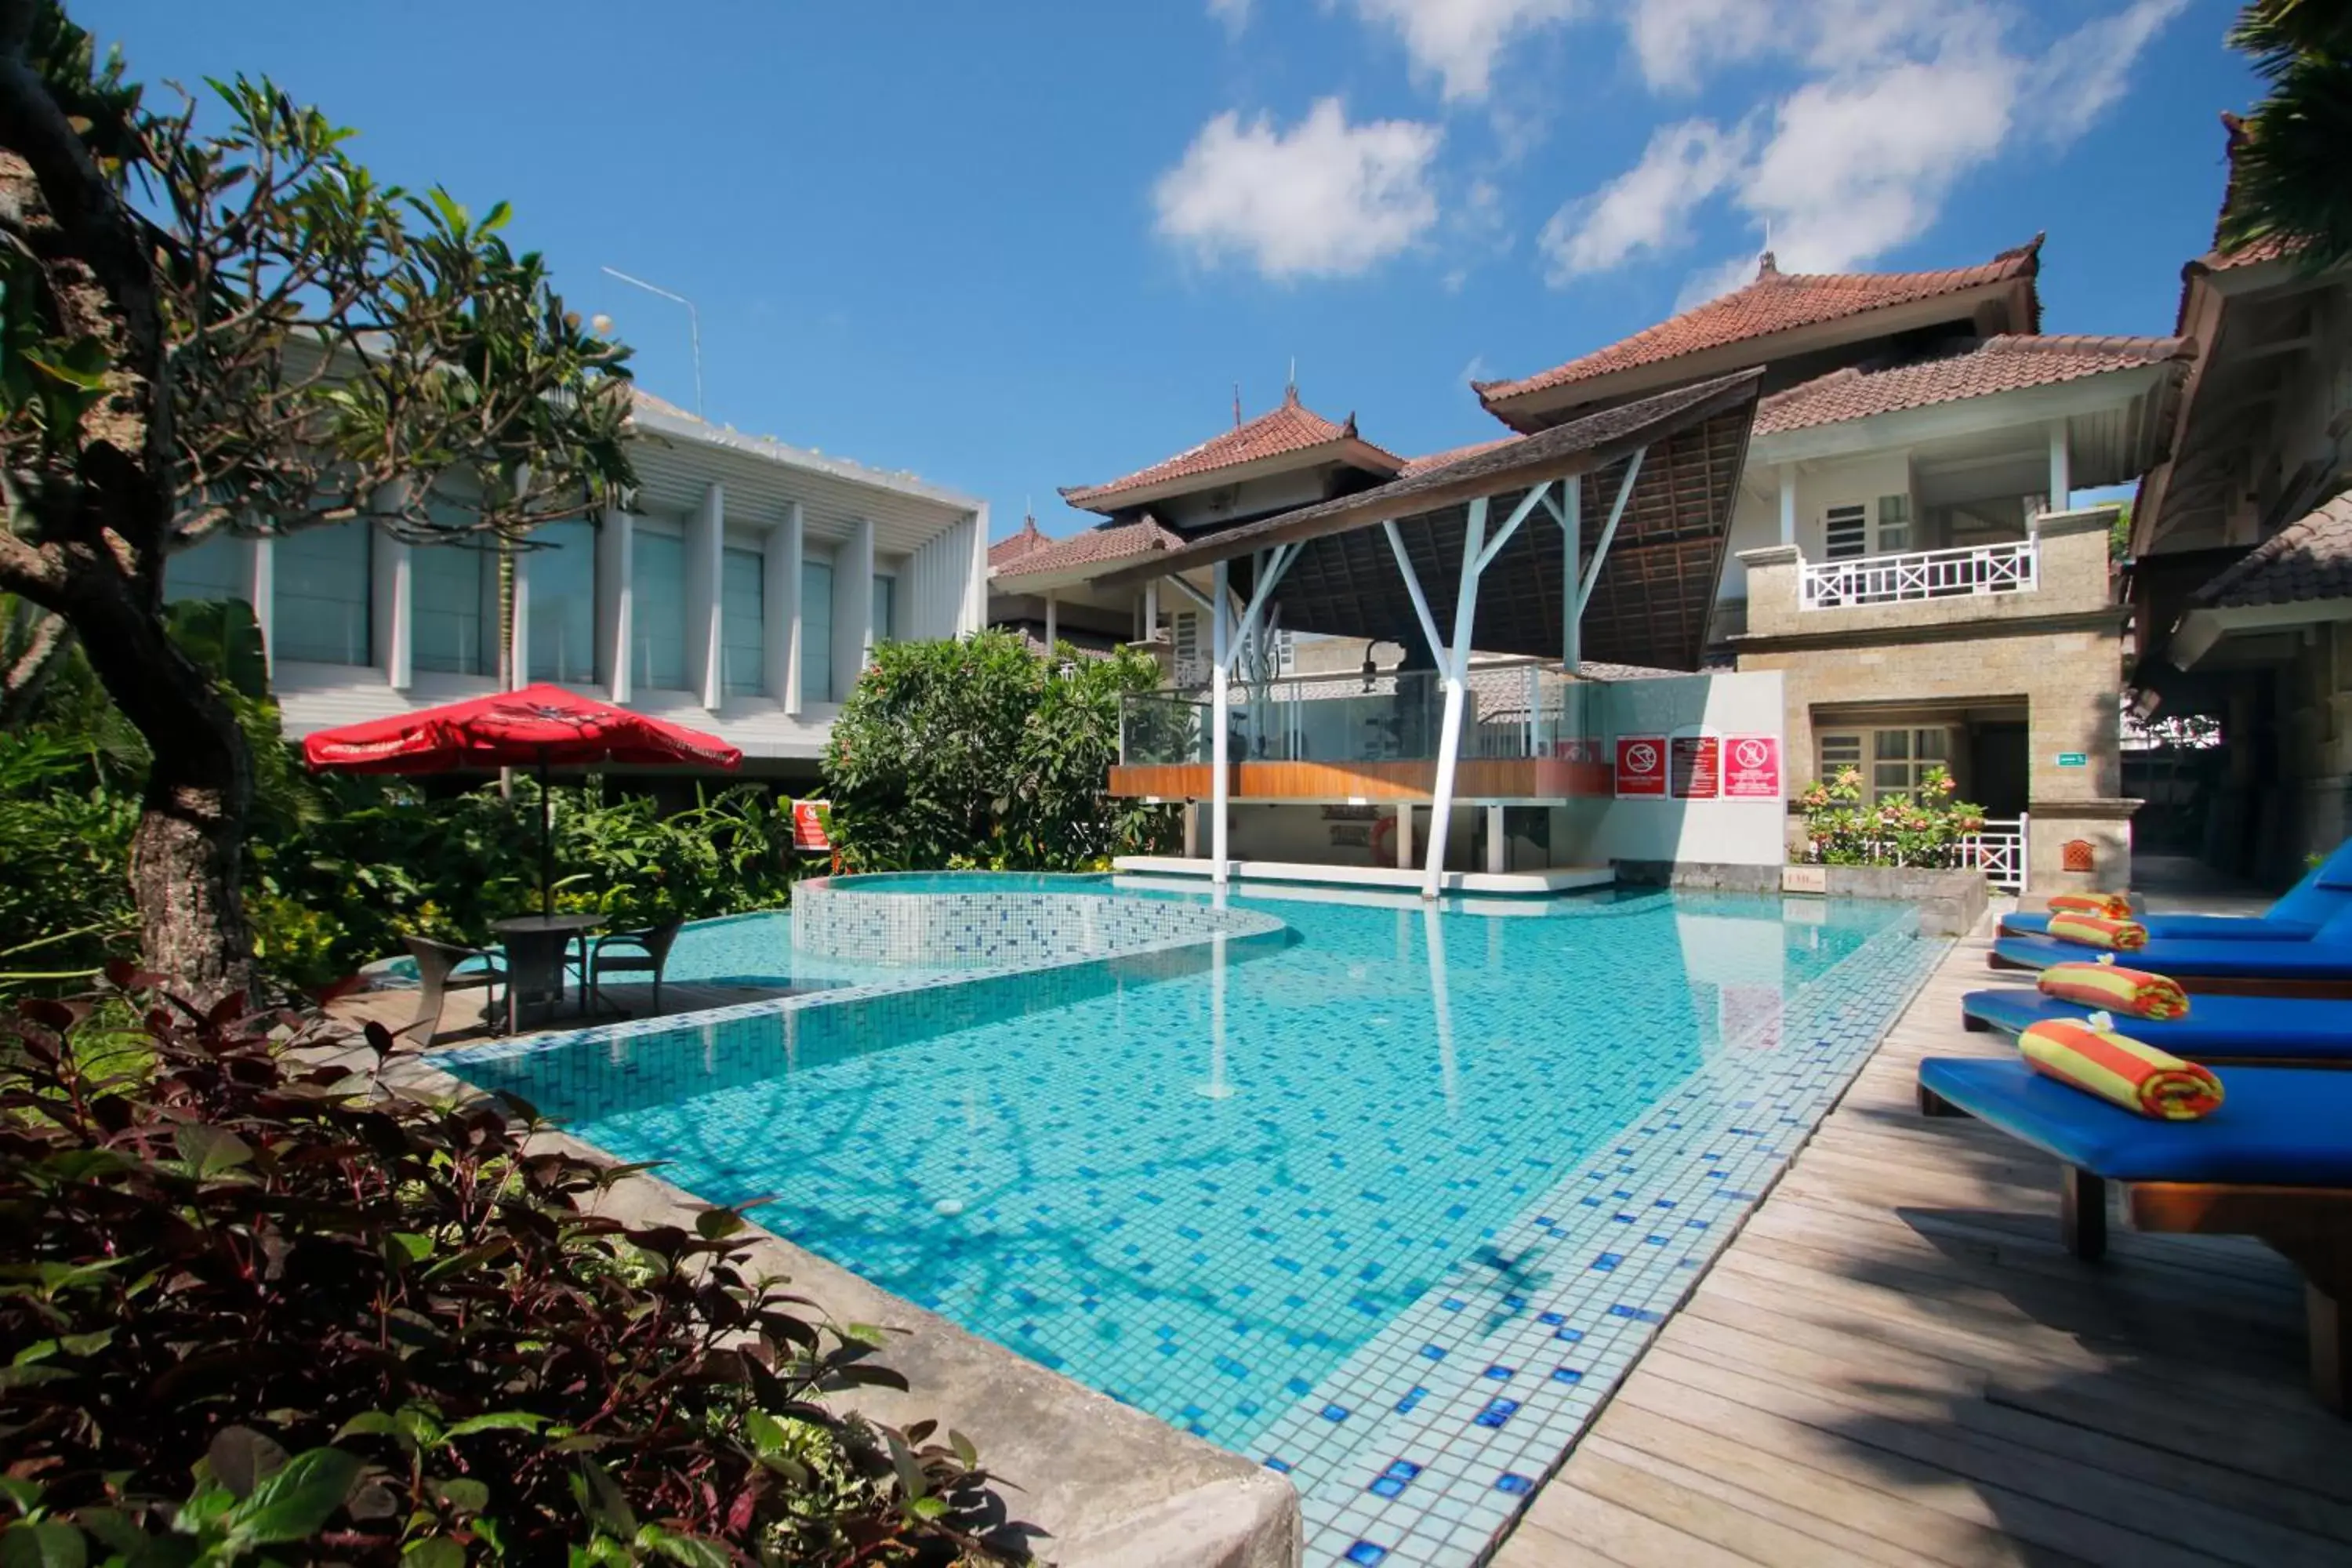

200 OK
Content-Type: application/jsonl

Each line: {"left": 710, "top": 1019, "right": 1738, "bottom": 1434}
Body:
{"left": 601, "top": 266, "right": 704, "bottom": 419}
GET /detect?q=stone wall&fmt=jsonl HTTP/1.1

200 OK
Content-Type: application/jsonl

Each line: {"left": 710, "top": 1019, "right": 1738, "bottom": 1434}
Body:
{"left": 1732, "top": 506, "right": 2133, "bottom": 891}
{"left": 1614, "top": 860, "right": 1987, "bottom": 935}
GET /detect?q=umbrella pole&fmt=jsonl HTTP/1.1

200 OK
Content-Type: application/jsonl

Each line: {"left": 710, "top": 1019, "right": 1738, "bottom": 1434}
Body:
{"left": 540, "top": 754, "right": 554, "bottom": 918}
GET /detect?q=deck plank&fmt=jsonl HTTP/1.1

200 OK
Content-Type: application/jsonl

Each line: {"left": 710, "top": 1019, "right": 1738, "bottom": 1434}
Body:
{"left": 1500, "top": 920, "right": 2352, "bottom": 1566}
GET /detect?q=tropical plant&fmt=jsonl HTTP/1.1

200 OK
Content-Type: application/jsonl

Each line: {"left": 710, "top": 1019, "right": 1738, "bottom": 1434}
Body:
{"left": 1799, "top": 765, "right": 1987, "bottom": 869}
{"left": 822, "top": 634, "right": 1179, "bottom": 873}
{"left": 0, "top": 971, "right": 1033, "bottom": 1564}
{"left": 2219, "top": 0, "right": 2352, "bottom": 270}
{"left": 0, "top": 2, "right": 635, "bottom": 1000}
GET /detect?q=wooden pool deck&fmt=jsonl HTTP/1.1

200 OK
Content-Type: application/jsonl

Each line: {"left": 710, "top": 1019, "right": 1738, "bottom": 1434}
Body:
{"left": 1496, "top": 920, "right": 2352, "bottom": 1567}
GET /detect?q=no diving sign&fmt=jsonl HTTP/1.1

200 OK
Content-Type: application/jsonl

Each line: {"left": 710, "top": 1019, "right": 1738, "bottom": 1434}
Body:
{"left": 1616, "top": 735, "right": 1667, "bottom": 797}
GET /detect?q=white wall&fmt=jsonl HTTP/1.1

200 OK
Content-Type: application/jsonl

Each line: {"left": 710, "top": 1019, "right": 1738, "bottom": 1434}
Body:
{"left": 1563, "top": 670, "right": 1788, "bottom": 866}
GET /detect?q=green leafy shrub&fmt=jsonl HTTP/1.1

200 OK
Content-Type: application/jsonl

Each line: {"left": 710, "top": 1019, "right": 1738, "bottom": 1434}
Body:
{"left": 1799, "top": 765, "right": 1987, "bottom": 869}
{"left": 0, "top": 971, "right": 1033, "bottom": 1564}
{"left": 823, "top": 634, "right": 1179, "bottom": 872}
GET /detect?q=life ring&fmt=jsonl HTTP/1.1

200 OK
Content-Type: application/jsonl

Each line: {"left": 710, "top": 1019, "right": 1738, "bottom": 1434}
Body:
{"left": 1370, "top": 811, "right": 1397, "bottom": 860}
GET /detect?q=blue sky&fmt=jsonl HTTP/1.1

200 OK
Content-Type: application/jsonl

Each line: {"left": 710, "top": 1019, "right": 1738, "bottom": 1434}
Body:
{"left": 88, "top": 0, "right": 2256, "bottom": 539}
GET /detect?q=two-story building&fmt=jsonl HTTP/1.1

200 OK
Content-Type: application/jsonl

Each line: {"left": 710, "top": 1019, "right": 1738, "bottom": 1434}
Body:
{"left": 1022, "top": 241, "right": 2191, "bottom": 893}
{"left": 165, "top": 388, "right": 990, "bottom": 786}
{"left": 1473, "top": 241, "right": 2191, "bottom": 887}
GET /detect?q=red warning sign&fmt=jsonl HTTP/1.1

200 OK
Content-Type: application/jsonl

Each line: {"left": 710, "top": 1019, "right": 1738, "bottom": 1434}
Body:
{"left": 1671, "top": 733, "right": 1721, "bottom": 800}
{"left": 1615, "top": 735, "right": 1667, "bottom": 797}
{"left": 1722, "top": 735, "right": 1782, "bottom": 800}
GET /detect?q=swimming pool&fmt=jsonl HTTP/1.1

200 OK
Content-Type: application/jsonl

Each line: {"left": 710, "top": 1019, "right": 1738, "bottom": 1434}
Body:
{"left": 445, "top": 886, "right": 1946, "bottom": 1566}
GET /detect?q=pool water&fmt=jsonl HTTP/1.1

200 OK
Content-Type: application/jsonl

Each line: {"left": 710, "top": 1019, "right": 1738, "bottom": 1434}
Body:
{"left": 447, "top": 886, "right": 1947, "bottom": 1566}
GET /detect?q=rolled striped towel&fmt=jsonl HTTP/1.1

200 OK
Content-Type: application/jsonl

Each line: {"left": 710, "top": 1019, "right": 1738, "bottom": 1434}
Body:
{"left": 2046, "top": 913, "right": 2149, "bottom": 952}
{"left": 2019, "top": 1018, "right": 2223, "bottom": 1120}
{"left": 2037, "top": 961, "right": 2190, "bottom": 1021}
{"left": 2048, "top": 891, "right": 2133, "bottom": 920}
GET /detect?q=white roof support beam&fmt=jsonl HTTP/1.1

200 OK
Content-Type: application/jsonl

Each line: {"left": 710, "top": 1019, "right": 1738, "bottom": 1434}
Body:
{"left": 1424, "top": 495, "right": 1489, "bottom": 901}
{"left": 1381, "top": 520, "right": 1447, "bottom": 668}
{"left": 1210, "top": 558, "right": 1232, "bottom": 887}
{"left": 1475, "top": 480, "right": 1552, "bottom": 576}
{"left": 1163, "top": 572, "right": 1215, "bottom": 615}
{"left": 1559, "top": 478, "right": 1582, "bottom": 673}
{"left": 1215, "top": 540, "right": 1301, "bottom": 676}
{"left": 1575, "top": 445, "right": 1647, "bottom": 617}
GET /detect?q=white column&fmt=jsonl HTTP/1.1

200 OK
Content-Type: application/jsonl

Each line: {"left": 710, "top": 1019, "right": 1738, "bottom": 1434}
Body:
{"left": 768, "top": 502, "right": 803, "bottom": 714}
{"left": 597, "top": 506, "right": 633, "bottom": 704}
{"left": 686, "top": 482, "right": 724, "bottom": 710}
{"left": 508, "top": 546, "right": 532, "bottom": 691}
{"left": 1396, "top": 804, "right": 1414, "bottom": 869}
{"left": 370, "top": 521, "right": 412, "bottom": 692}
{"left": 1210, "top": 558, "right": 1231, "bottom": 885}
{"left": 249, "top": 534, "right": 275, "bottom": 678}
{"left": 1777, "top": 464, "right": 1797, "bottom": 548}
{"left": 832, "top": 517, "right": 875, "bottom": 691}
{"left": 1425, "top": 497, "right": 1489, "bottom": 900}
{"left": 1044, "top": 592, "right": 1058, "bottom": 650}
{"left": 964, "top": 504, "right": 990, "bottom": 636}
{"left": 2047, "top": 423, "right": 2071, "bottom": 514}
{"left": 1561, "top": 480, "right": 1582, "bottom": 673}
{"left": 1143, "top": 578, "right": 1159, "bottom": 642}
{"left": 1486, "top": 805, "right": 1507, "bottom": 874}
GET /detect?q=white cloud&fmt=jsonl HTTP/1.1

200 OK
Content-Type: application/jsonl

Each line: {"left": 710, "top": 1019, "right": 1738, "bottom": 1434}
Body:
{"left": 1208, "top": 0, "right": 1252, "bottom": 37}
{"left": 2028, "top": 0, "right": 2192, "bottom": 142}
{"left": 1624, "top": 0, "right": 1779, "bottom": 92}
{"left": 1154, "top": 99, "right": 1444, "bottom": 279}
{"left": 1538, "top": 118, "right": 1748, "bottom": 281}
{"left": 1544, "top": 0, "right": 2187, "bottom": 285}
{"left": 1347, "top": 0, "right": 1588, "bottom": 103}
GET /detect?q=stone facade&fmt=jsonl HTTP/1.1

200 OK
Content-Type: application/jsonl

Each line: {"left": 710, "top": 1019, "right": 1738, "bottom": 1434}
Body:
{"left": 1731, "top": 505, "right": 2133, "bottom": 890}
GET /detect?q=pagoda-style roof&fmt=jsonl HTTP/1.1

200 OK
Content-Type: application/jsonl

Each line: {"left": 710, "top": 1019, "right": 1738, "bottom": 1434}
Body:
{"left": 1061, "top": 388, "right": 1402, "bottom": 514}
{"left": 1478, "top": 240, "right": 2043, "bottom": 429}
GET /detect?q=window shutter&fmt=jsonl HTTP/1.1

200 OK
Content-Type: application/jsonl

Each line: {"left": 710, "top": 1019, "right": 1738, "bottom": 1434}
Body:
{"left": 1824, "top": 505, "right": 1867, "bottom": 560}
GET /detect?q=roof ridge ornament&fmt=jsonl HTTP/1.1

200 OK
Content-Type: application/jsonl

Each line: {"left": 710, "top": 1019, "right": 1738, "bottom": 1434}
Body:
{"left": 1757, "top": 249, "right": 1778, "bottom": 278}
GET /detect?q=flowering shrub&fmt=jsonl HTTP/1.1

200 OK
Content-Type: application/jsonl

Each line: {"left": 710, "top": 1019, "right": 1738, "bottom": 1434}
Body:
{"left": 1799, "top": 765, "right": 1987, "bottom": 869}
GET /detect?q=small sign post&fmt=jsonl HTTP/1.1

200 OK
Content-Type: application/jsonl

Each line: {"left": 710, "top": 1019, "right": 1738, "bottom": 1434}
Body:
{"left": 2056, "top": 752, "right": 2088, "bottom": 768}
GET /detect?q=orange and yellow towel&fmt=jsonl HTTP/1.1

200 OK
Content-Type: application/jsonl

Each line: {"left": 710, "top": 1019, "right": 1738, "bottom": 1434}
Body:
{"left": 2037, "top": 961, "right": 2190, "bottom": 1021}
{"left": 2047, "top": 891, "right": 2133, "bottom": 920}
{"left": 2045, "top": 913, "right": 2149, "bottom": 952}
{"left": 2019, "top": 1018, "right": 2223, "bottom": 1120}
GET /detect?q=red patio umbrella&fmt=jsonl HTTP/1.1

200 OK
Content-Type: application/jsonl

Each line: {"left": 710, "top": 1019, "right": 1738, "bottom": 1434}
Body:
{"left": 303, "top": 682, "right": 743, "bottom": 916}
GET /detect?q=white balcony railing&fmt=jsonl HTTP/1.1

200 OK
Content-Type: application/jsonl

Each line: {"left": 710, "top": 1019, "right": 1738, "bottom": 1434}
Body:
{"left": 1959, "top": 814, "right": 2027, "bottom": 893}
{"left": 1799, "top": 539, "right": 2038, "bottom": 610}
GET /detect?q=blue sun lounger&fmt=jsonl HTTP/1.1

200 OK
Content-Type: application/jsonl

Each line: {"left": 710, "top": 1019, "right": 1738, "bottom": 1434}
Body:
{"left": 1915, "top": 1056, "right": 2352, "bottom": 1413}
{"left": 1989, "top": 907, "right": 2352, "bottom": 996}
{"left": 1998, "top": 839, "right": 2352, "bottom": 940}
{"left": 1959, "top": 988, "right": 2352, "bottom": 1065}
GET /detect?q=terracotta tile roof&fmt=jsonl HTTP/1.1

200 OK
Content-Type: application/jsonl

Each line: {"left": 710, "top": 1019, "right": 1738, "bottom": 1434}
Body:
{"left": 1754, "top": 335, "right": 2189, "bottom": 437}
{"left": 992, "top": 517, "right": 1186, "bottom": 580}
{"left": 1477, "top": 238, "right": 2044, "bottom": 405}
{"left": 1397, "top": 435, "right": 1523, "bottom": 477}
{"left": 2203, "top": 112, "right": 2297, "bottom": 272}
{"left": 629, "top": 387, "right": 699, "bottom": 420}
{"left": 988, "top": 514, "right": 1056, "bottom": 568}
{"left": 1061, "top": 389, "right": 1399, "bottom": 510}
{"left": 2190, "top": 493, "right": 2352, "bottom": 609}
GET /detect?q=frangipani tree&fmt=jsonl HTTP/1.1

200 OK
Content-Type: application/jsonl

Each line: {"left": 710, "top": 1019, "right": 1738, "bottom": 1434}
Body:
{"left": 0, "top": 0, "right": 633, "bottom": 996}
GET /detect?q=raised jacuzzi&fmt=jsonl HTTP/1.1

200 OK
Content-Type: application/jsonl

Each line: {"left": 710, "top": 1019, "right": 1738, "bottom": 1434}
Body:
{"left": 791, "top": 871, "right": 1284, "bottom": 968}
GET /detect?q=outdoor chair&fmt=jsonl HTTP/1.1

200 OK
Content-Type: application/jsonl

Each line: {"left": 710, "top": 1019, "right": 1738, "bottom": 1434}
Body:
{"left": 588, "top": 918, "right": 687, "bottom": 1016}
{"left": 400, "top": 936, "right": 506, "bottom": 1046}
{"left": 1998, "top": 837, "right": 2352, "bottom": 941}
{"left": 1915, "top": 1056, "right": 2352, "bottom": 1414}
{"left": 1990, "top": 915, "right": 2352, "bottom": 997}
{"left": 1961, "top": 988, "right": 2352, "bottom": 1067}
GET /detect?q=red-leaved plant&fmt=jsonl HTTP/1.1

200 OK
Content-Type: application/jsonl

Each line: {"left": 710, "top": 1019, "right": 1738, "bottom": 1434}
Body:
{"left": 0, "top": 965, "right": 1034, "bottom": 1564}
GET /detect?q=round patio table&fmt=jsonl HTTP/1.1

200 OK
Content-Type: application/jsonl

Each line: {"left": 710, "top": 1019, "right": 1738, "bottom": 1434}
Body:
{"left": 491, "top": 913, "right": 606, "bottom": 1032}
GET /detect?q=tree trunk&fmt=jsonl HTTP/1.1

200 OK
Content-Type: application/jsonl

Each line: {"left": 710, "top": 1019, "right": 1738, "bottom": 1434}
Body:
{"left": 67, "top": 572, "right": 256, "bottom": 1002}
